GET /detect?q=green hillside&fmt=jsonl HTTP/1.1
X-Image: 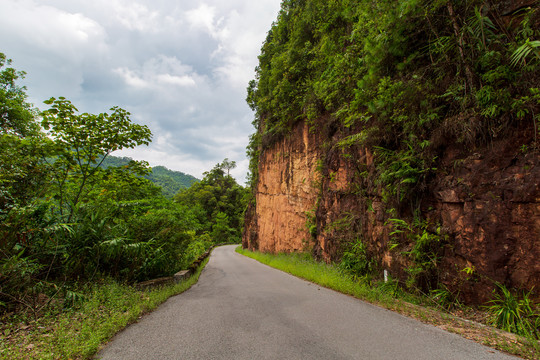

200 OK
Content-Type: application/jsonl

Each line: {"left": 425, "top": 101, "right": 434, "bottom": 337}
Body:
{"left": 101, "top": 155, "right": 199, "bottom": 197}
{"left": 146, "top": 165, "right": 199, "bottom": 198}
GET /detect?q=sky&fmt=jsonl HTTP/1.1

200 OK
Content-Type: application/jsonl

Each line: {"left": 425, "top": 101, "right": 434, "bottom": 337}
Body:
{"left": 0, "top": 0, "right": 282, "bottom": 184}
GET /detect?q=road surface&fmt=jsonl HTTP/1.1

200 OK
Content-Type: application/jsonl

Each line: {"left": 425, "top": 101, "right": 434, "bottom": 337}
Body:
{"left": 96, "top": 245, "right": 518, "bottom": 360}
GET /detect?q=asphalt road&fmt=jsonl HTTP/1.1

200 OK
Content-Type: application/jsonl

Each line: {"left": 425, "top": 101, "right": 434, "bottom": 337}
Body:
{"left": 96, "top": 245, "right": 518, "bottom": 360}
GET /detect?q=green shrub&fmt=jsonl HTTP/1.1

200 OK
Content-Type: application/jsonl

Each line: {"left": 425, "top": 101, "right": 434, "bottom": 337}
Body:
{"left": 180, "top": 234, "right": 213, "bottom": 269}
{"left": 486, "top": 283, "right": 539, "bottom": 339}
{"left": 339, "top": 238, "right": 375, "bottom": 279}
{"left": 0, "top": 253, "right": 42, "bottom": 311}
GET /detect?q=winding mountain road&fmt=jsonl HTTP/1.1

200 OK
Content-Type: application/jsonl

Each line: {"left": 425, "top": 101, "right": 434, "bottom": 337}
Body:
{"left": 96, "top": 245, "right": 517, "bottom": 360}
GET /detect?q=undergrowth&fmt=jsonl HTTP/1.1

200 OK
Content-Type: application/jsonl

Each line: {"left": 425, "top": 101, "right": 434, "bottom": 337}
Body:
{"left": 486, "top": 283, "right": 539, "bottom": 339}
{"left": 0, "top": 257, "right": 209, "bottom": 360}
{"left": 236, "top": 246, "right": 539, "bottom": 360}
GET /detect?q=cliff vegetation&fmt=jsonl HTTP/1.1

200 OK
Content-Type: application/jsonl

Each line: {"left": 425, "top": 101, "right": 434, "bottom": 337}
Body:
{"left": 244, "top": 0, "right": 540, "bottom": 336}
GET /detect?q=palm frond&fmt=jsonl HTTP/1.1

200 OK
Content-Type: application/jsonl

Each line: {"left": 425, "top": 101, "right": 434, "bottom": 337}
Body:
{"left": 511, "top": 39, "right": 540, "bottom": 67}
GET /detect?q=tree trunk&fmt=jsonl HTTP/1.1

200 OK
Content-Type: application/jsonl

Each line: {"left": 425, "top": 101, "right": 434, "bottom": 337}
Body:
{"left": 447, "top": 2, "right": 476, "bottom": 92}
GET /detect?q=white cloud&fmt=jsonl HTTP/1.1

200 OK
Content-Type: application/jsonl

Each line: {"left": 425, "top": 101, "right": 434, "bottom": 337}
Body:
{"left": 114, "top": 55, "right": 201, "bottom": 90}
{"left": 186, "top": 4, "right": 220, "bottom": 36}
{"left": 112, "top": 1, "right": 160, "bottom": 32}
{"left": 0, "top": 0, "right": 283, "bottom": 184}
{"left": 0, "top": 0, "right": 108, "bottom": 61}
{"left": 157, "top": 74, "right": 196, "bottom": 87}
{"left": 114, "top": 67, "right": 149, "bottom": 88}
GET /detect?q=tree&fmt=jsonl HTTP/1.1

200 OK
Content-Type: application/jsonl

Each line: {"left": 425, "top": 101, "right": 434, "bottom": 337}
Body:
{"left": 220, "top": 158, "right": 237, "bottom": 177}
{"left": 211, "top": 212, "right": 234, "bottom": 243}
{"left": 0, "top": 53, "right": 45, "bottom": 225}
{"left": 174, "top": 159, "right": 248, "bottom": 243}
{"left": 0, "top": 53, "right": 39, "bottom": 137}
{"left": 0, "top": 52, "right": 210, "bottom": 313}
{"left": 0, "top": 55, "right": 52, "bottom": 312}
{"left": 41, "top": 97, "right": 152, "bottom": 221}
{"left": 0, "top": 135, "right": 48, "bottom": 214}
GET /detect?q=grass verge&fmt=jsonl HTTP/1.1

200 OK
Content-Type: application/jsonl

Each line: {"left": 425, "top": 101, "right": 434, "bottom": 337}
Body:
{"left": 236, "top": 246, "right": 539, "bottom": 360}
{"left": 0, "top": 257, "right": 209, "bottom": 360}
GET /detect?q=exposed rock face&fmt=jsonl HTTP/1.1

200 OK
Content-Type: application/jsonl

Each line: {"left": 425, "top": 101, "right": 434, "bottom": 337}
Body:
{"left": 429, "top": 134, "right": 540, "bottom": 303}
{"left": 243, "top": 0, "right": 540, "bottom": 303}
{"left": 494, "top": 0, "right": 538, "bottom": 16}
{"left": 243, "top": 120, "right": 540, "bottom": 303}
{"left": 243, "top": 122, "right": 321, "bottom": 253}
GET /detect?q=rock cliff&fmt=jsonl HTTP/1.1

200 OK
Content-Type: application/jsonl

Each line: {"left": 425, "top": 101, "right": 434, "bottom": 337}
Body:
{"left": 243, "top": 119, "right": 539, "bottom": 303}
{"left": 242, "top": 0, "right": 540, "bottom": 304}
{"left": 244, "top": 123, "right": 321, "bottom": 253}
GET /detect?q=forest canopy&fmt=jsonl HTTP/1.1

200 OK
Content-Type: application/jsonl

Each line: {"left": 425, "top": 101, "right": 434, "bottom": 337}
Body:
{"left": 0, "top": 52, "right": 248, "bottom": 315}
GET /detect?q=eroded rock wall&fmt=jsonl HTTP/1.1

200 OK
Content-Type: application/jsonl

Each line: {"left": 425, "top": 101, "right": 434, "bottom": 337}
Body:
{"left": 243, "top": 120, "right": 540, "bottom": 303}
{"left": 243, "top": 122, "right": 321, "bottom": 253}
{"left": 429, "top": 134, "right": 540, "bottom": 303}
{"left": 243, "top": 0, "right": 540, "bottom": 303}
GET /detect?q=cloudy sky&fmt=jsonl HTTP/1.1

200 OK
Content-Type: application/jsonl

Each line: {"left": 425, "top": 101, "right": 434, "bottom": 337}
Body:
{"left": 0, "top": 0, "right": 282, "bottom": 183}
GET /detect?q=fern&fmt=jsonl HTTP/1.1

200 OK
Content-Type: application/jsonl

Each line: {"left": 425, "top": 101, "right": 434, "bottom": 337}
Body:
{"left": 511, "top": 38, "right": 540, "bottom": 67}
{"left": 467, "top": 6, "right": 497, "bottom": 51}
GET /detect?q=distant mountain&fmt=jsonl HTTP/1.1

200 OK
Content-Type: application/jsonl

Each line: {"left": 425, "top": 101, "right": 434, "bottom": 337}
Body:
{"left": 145, "top": 165, "right": 199, "bottom": 198}
{"left": 100, "top": 155, "right": 199, "bottom": 198}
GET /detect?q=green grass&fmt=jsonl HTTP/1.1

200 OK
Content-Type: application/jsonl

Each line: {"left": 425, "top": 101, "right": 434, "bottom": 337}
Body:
{"left": 236, "top": 246, "right": 540, "bottom": 360}
{"left": 235, "top": 247, "right": 414, "bottom": 307}
{"left": 0, "top": 257, "right": 209, "bottom": 360}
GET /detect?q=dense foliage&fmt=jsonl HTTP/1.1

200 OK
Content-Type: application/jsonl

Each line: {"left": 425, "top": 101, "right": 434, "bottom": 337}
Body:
{"left": 175, "top": 159, "right": 249, "bottom": 244}
{"left": 247, "top": 0, "right": 539, "bottom": 256}
{"left": 247, "top": 0, "right": 539, "bottom": 185}
{"left": 246, "top": 0, "right": 539, "bottom": 336}
{"left": 0, "top": 52, "right": 247, "bottom": 316}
